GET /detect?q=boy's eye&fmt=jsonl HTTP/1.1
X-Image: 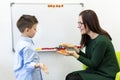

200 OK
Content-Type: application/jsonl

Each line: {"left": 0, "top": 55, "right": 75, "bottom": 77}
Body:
{"left": 34, "top": 28, "right": 37, "bottom": 31}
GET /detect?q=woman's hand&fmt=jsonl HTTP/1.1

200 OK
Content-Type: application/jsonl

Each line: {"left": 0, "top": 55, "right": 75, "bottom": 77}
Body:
{"left": 66, "top": 50, "right": 79, "bottom": 58}
{"left": 60, "top": 43, "right": 75, "bottom": 48}
{"left": 60, "top": 43, "right": 80, "bottom": 53}
{"left": 66, "top": 50, "right": 75, "bottom": 56}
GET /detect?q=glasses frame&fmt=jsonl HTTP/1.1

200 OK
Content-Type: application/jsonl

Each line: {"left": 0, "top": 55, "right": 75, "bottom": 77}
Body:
{"left": 78, "top": 21, "right": 84, "bottom": 26}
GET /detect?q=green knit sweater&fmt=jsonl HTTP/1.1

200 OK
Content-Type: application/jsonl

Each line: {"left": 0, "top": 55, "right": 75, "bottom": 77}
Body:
{"left": 76, "top": 35, "right": 119, "bottom": 80}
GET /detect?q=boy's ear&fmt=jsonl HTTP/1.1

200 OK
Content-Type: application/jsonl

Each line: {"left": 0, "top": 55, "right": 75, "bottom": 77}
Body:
{"left": 25, "top": 28, "right": 30, "bottom": 32}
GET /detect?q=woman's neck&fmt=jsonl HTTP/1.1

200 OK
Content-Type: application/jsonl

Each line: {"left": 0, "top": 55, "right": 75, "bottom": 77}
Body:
{"left": 88, "top": 31, "right": 99, "bottom": 39}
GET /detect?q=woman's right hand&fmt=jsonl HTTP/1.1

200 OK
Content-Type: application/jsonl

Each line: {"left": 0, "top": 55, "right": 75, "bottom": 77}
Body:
{"left": 60, "top": 43, "right": 75, "bottom": 48}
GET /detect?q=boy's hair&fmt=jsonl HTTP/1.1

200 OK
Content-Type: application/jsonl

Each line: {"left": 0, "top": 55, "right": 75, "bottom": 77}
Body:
{"left": 17, "top": 15, "right": 38, "bottom": 33}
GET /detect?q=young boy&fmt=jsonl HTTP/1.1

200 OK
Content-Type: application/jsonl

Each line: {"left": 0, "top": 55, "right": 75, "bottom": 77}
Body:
{"left": 13, "top": 15, "right": 48, "bottom": 80}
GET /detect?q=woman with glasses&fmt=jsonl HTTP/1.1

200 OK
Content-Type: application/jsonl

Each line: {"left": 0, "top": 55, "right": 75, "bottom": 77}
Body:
{"left": 60, "top": 9, "right": 119, "bottom": 80}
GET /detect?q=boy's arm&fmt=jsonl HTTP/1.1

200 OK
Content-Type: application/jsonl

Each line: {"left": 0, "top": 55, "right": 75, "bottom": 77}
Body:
{"left": 23, "top": 48, "right": 48, "bottom": 74}
{"left": 23, "top": 48, "right": 37, "bottom": 72}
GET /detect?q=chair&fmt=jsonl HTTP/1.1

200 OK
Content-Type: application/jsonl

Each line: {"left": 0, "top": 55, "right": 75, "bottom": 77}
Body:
{"left": 82, "top": 52, "right": 120, "bottom": 80}
{"left": 115, "top": 52, "right": 120, "bottom": 80}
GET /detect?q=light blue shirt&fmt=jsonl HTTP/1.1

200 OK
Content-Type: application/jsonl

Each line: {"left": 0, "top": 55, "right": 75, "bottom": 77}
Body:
{"left": 14, "top": 36, "right": 43, "bottom": 80}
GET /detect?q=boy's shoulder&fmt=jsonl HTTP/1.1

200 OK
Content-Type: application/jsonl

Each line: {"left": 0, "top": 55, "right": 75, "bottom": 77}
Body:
{"left": 16, "top": 38, "right": 32, "bottom": 52}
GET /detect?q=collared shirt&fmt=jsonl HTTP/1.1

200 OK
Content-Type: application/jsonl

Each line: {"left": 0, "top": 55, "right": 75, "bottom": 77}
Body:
{"left": 13, "top": 36, "right": 43, "bottom": 80}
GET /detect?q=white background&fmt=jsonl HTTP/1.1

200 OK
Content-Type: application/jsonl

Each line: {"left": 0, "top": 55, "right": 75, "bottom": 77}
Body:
{"left": 0, "top": 0, "right": 120, "bottom": 80}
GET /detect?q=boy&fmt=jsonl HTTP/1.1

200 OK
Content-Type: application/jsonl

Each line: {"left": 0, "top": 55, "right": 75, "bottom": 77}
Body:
{"left": 13, "top": 15, "right": 48, "bottom": 80}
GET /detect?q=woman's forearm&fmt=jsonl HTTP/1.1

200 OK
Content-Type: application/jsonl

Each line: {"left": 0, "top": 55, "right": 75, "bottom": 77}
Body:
{"left": 72, "top": 52, "right": 80, "bottom": 59}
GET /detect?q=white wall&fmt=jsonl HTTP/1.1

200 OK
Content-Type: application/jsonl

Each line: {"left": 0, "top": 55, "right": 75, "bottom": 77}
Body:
{"left": 0, "top": 0, "right": 120, "bottom": 80}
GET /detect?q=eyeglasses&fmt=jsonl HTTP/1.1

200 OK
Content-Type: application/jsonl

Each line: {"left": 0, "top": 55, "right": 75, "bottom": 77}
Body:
{"left": 78, "top": 21, "right": 84, "bottom": 26}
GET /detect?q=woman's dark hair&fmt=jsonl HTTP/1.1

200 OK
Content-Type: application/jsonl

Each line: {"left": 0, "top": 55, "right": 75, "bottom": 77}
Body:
{"left": 79, "top": 9, "right": 112, "bottom": 47}
{"left": 17, "top": 15, "right": 38, "bottom": 33}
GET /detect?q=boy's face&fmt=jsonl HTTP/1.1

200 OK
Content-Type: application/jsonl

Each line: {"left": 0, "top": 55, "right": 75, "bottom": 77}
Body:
{"left": 26, "top": 24, "right": 37, "bottom": 38}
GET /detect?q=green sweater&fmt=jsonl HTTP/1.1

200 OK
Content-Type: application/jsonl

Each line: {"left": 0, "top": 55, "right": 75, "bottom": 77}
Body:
{"left": 76, "top": 35, "right": 119, "bottom": 80}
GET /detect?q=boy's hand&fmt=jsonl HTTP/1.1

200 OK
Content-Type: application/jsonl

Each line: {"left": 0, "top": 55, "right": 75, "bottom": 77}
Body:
{"left": 39, "top": 63, "right": 49, "bottom": 74}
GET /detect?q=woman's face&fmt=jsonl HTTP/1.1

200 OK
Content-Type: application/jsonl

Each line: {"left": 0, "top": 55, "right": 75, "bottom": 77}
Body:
{"left": 78, "top": 16, "right": 89, "bottom": 35}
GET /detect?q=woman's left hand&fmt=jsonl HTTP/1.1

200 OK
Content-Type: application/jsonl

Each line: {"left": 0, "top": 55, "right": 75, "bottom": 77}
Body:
{"left": 66, "top": 50, "right": 79, "bottom": 58}
{"left": 66, "top": 50, "right": 76, "bottom": 56}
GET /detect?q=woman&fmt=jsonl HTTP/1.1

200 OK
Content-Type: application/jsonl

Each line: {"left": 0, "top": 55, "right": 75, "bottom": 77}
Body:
{"left": 61, "top": 9, "right": 119, "bottom": 80}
